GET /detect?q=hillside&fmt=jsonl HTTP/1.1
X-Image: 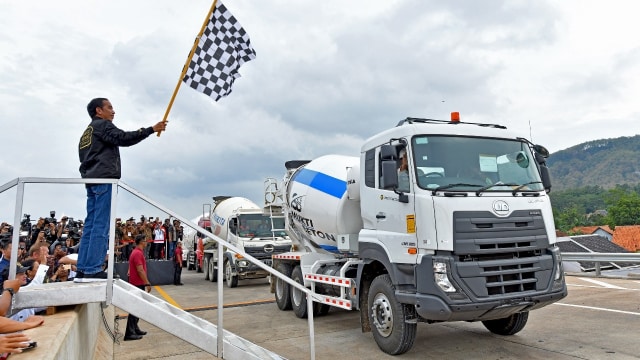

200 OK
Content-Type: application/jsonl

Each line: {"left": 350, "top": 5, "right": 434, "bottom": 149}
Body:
{"left": 547, "top": 135, "right": 640, "bottom": 191}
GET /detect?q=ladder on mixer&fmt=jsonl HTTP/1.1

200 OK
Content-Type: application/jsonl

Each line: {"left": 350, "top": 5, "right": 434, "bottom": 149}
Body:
{"left": 14, "top": 280, "right": 284, "bottom": 360}
{"left": 264, "top": 177, "right": 287, "bottom": 238}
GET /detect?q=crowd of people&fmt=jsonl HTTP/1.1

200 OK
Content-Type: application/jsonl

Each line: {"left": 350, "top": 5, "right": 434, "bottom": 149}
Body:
{"left": 0, "top": 212, "right": 187, "bottom": 352}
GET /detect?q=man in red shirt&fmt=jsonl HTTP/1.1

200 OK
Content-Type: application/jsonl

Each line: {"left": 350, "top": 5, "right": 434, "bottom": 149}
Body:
{"left": 173, "top": 241, "right": 184, "bottom": 286}
{"left": 125, "top": 235, "right": 152, "bottom": 341}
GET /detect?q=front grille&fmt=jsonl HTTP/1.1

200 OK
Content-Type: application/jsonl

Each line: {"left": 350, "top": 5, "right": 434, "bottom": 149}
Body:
{"left": 244, "top": 244, "right": 290, "bottom": 259}
{"left": 453, "top": 210, "right": 553, "bottom": 298}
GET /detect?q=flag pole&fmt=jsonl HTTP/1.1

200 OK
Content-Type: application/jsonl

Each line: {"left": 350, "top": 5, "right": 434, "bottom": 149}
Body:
{"left": 157, "top": 0, "right": 219, "bottom": 137}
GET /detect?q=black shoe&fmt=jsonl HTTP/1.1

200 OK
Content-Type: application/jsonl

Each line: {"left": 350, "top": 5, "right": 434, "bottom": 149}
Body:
{"left": 74, "top": 271, "right": 108, "bottom": 283}
{"left": 124, "top": 334, "right": 143, "bottom": 341}
{"left": 135, "top": 329, "right": 147, "bottom": 336}
{"left": 175, "top": 283, "right": 184, "bottom": 286}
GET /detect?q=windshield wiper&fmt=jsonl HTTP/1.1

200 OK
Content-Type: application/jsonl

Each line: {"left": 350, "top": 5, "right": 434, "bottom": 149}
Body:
{"left": 432, "top": 183, "right": 482, "bottom": 195}
{"left": 511, "top": 181, "right": 543, "bottom": 196}
{"left": 475, "top": 182, "right": 519, "bottom": 196}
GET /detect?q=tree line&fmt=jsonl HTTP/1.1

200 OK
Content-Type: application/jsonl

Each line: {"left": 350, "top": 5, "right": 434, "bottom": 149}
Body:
{"left": 550, "top": 184, "right": 640, "bottom": 233}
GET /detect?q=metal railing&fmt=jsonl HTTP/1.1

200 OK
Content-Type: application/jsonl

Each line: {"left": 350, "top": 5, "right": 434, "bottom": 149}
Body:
{"left": 0, "top": 177, "right": 319, "bottom": 360}
{"left": 561, "top": 252, "right": 640, "bottom": 276}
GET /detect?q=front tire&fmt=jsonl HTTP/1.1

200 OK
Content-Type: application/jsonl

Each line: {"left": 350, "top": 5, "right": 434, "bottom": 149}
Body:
{"left": 482, "top": 312, "right": 529, "bottom": 335}
{"left": 368, "top": 274, "right": 416, "bottom": 355}
{"left": 275, "top": 262, "right": 293, "bottom": 310}
{"left": 224, "top": 259, "right": 238, "bottom": 288}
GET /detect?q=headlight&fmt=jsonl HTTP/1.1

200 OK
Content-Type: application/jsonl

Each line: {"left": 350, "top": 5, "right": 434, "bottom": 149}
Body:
{"left": 237, "top": 260, "right": 249, "bottom": 267}
{"left": 433, "top": 261, "right": 457, "bottom": 293}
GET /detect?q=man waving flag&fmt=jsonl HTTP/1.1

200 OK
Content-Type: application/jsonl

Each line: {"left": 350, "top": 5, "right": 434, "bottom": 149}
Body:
{"left": 183, "top": 0, "right": 257, "bottom": 101}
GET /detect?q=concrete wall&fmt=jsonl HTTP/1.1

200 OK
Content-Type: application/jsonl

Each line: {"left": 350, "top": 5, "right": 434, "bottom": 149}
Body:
{"left": 12, "top": 303, "right": 115, "bottom": 360}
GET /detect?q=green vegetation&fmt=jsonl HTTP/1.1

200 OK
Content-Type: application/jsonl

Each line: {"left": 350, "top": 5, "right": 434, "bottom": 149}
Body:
{"left": 550, "top": 184, "right": 640, "bottom": 232}
{"left": 547, "top": 134, "right": 640, "bottom": 232}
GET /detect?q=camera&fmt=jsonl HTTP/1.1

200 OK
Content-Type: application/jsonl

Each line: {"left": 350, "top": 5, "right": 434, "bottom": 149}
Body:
{"left": 43, "top": 210, "right": 57, "bottom": 225}
{"left": 67, "top": 218, "right": 82, "bottom": 241}
{"left": 20, "top": 214, "right": 31, "bottom": 230}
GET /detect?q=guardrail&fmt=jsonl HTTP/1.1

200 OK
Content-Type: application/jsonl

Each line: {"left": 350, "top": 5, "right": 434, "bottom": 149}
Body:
{"left": 0, "top": 177, "right": 319, "bottom": 360}
{"left": 561, "top": 252, "right": 640, "bottom": 276}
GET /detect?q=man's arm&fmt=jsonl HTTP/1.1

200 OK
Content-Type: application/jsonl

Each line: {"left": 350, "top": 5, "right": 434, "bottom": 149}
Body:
{"left": 0, "top": 314, "right": 44, "bottom": 333}
{"left": 135, "top": 264, "right": 152, "bottom": 293}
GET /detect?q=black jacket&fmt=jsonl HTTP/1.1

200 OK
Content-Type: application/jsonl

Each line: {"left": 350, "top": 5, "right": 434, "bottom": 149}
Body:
{"left": 78, "top": 118, "right": 154, "bottom": 179}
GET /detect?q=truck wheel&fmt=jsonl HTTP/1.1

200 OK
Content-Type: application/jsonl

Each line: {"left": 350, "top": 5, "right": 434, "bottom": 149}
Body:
{"left": 203, "top": 257, "right": 210, "bottom": 280}
{"left": 224, "top": 259, "right": 238, "bottom": 288}
{"left": 290, "top": 265, "right": 308, "bottom": 318}
{"left": 275, "top": 262, "right": 293, "bottom": 311}
{"left": 208, "top": 257, "right": 218, "bottom": 282}
{"left": 482, "top": 311, "right": 529, "bottom": 335}
{"left": 368, "top": 274, "right": 416, "bottom": 355}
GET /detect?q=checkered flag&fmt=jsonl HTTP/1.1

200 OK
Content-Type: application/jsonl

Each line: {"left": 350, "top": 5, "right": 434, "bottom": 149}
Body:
{"left": 183, "top": 0, "right": 256, "bottom": 101}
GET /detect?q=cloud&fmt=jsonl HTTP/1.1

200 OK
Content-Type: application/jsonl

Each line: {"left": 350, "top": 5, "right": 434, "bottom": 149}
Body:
{"left": 1, "top": 0, "right": 639, "bottom": 224}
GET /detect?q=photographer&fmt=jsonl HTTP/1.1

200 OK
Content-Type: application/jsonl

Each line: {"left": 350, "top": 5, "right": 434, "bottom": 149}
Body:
{"left": 29, "top": 217, "right": 45, "bottom": 244}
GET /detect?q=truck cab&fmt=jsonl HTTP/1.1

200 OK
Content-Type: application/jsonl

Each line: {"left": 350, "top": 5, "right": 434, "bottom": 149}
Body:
{"left": 358, "top": 116, "right": 566, "bottom": 325}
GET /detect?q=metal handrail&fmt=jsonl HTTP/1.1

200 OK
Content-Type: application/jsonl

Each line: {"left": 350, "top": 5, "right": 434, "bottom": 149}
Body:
{"left": 0, "top": 177, "right": 318, "bottom": 360}
{"left": 561, "top": 252, "right": 640, "bottom": 276}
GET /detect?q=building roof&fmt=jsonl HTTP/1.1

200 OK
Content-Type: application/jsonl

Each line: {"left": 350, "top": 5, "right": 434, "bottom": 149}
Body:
{"left": 557, "top": 234, "right": 638, "bottom": 271}
{"left": 611, "top": 225, "right": 640, "bottom": 252}
{"left": 571, "top": 225, "right": 613, "bottom": 235}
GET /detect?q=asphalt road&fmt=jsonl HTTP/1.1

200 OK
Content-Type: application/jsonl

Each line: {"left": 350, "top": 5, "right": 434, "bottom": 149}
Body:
{"left": 114, "top": 270, "right": 640, "bottom": 360}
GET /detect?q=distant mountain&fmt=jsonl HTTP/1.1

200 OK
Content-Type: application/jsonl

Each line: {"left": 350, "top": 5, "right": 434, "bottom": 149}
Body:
{"left": 547, "top": 135, "right": 640, "bottom": 191}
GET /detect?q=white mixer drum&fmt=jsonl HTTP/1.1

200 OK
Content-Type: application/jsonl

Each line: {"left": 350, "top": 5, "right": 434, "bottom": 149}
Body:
{"left": 286, "top": 155, "right": 362, "bottom": 253}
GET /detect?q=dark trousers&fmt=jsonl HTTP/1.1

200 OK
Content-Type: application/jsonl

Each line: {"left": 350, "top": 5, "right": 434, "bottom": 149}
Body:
{"left": 125, "top": 284, "right": 145, "bottom": 336}
{"left": 174, "top": 263, "right": 182, "bottom": 285}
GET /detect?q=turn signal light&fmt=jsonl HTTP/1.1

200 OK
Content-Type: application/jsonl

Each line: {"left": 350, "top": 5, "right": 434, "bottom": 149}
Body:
{"left": 408, "top": 247, "right": 417, "bottom": 255}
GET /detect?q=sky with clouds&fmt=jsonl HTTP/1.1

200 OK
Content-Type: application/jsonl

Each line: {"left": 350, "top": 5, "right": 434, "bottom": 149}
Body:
{"left": 1, "top": 0, "right": 639, "bottom": 225}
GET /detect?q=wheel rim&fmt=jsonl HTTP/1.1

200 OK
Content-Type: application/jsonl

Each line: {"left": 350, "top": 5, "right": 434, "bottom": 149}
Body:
{"left": 371, "top": 292, "right": 393, "bottom": 337}
{"left": 292, "top": 280, "right": 303, "bottom": 306}
{"left": 276, "top": 278, "right": 285, "bottom": 299}
{"left": 225, "top": 261, "right": 232, "bottom": 282}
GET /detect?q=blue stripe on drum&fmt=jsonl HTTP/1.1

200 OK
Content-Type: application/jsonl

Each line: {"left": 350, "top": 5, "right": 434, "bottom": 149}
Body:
{"left": 293, "top": 168, "right": 347, "bottom": 199}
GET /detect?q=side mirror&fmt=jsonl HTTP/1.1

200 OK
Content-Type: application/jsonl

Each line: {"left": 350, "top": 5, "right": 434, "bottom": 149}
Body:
{"left": 533, "top": 144, "right": 549, "bottom": 158}
{"left": 381, "top": 160, "right": 398, "bottom": 190}
{"left": 539, "top": 164, "right": 552, "bottom": 193}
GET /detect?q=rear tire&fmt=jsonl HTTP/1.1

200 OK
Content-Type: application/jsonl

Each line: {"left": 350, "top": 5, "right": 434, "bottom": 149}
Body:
{"left": 290, "top": 265, "right": 308, "bottom": 318}
{"left": 208, "top": 257, "right": 217, "bottom": 282}
{"left": 275, "top": 262, "right": 293, "bottom": 310}
{"left": 368, "top": 274, "right": 416, "bottom": 355}
{"left": 482, "top": 312, "right": 529, "bottom": 335}
{"left": 203, "top": 257, "right": 210, "bottom": 280}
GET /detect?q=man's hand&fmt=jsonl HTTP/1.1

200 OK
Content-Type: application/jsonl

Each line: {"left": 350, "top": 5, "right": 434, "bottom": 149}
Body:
{"left": 152, "top": 121, "right": 168, "bottom": 133}
{"left": 3, "top": 279, "right": 21, "bottom": 294}
{"left": 0, "top": 333, "right": 31, "bottom": 354}
{"left": 23, "top": 315, "right": 45, "bottom": 329}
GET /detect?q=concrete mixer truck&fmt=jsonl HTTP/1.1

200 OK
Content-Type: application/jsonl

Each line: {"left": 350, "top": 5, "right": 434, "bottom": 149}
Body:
{"left": 267, "top": 113, "right": 567, "bottom": 355}
{"left": 193, "top": 196, "right": 291, "bottom": 287}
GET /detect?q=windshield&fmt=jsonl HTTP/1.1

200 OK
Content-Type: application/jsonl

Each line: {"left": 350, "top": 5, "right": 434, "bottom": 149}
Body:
{"left": 237, "top": 214, "right": 287, "bottom": 237}
{"left": 412, "top": 135, "right": 544, "bottom": 192}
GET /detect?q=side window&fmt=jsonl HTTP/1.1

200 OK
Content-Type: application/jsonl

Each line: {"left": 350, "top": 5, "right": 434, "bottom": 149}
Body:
{"left": 364, "top": 149, "right": 375, "bottom": 188}
{"left": 397, "top": 147, "right": 410, "bottom": 192}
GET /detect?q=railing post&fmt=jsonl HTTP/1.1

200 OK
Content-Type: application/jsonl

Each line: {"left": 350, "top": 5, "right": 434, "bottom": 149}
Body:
{"left": 217, "top": 245, "right": 224, "bottom": 357}
{"left": 105, "top": 181, "right": 118, "bottom": 304}
{"left": 307, "top": 295, "right": 316, "bottom": 360}
{"left": 9, "top": 179, "right": 26, "bottom": 281}
{"left": 595, "top": 261, "right": 601, "bottom": 276}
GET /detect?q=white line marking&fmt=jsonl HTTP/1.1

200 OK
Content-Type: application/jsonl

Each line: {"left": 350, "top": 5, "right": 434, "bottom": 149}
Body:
{"left": 576, "top": 277, "right": 627, "bottom": 289}
{"left": 554, "top": 302, "right": 640, "bottom": 316}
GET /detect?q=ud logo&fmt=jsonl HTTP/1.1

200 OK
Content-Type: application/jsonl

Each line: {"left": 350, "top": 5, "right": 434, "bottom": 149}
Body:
{"left": 492, "top": 200, "right": 509, "bottom": 216}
